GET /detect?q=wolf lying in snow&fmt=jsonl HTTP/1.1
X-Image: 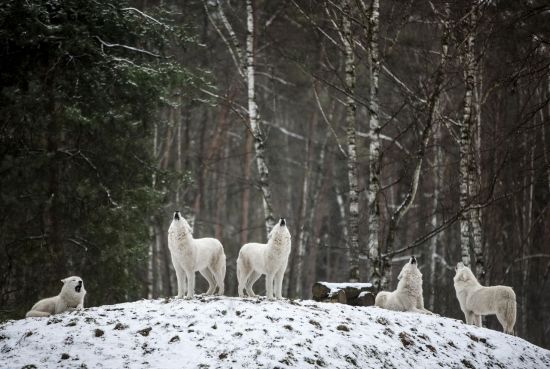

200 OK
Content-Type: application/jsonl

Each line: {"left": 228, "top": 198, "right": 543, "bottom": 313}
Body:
{"left": 26, "top": 276, "right": 86, "bottom": 317}
{"left": 375, "top": 256, "right": 432, "bottom": 314}
{"left": 168, "top": 211, "right": 226, "bottom": 298}
{"left": 454, "top": 262, "right": 516, "bottom": 335}
{"left": 237, "top": 218, "right": 291, "bottom": 299}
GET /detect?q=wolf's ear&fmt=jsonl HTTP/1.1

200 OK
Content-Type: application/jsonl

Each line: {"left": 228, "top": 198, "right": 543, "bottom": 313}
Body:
{"left": 61, "top": 278, "right": 67, "bottom": 284}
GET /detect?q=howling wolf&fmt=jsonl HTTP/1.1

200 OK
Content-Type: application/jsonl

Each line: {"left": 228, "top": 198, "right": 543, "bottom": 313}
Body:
{"left": 26, "top": 276, "right": 86, "bottom": 317}
{"left": 237, "top": 218, "right": 291, "bottom": 299}
{"left": 454, "top": 262, "right": 516, "bottom": 334}
{"left": 375, "top": 256, "right": 432, "bottom": 314}
{"left": 168, "top": 211, "right": 226, "bottom": 298}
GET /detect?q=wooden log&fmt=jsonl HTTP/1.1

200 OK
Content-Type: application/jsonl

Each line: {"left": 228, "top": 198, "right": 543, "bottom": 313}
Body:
{"left": 356, "top": 292, "right": 375, "bottom": 307}
{"left": 312, "top": 282, "right": 374, "bottom": 304}
{"left": 336, "top": 289, "right": 347, "bottom": 304}
{"left": 312, "top": 282, "right": 331, "bottom": 301}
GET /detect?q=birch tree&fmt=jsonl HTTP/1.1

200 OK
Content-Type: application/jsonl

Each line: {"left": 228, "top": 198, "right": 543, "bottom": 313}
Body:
{"left": 205, "top": 0, "right": 276, "bottom": 237}
{"left": 362, "top": 0, "right": 383, "bottom": 288}
{"left": 246, "top": 0, "right": 276, "bottom": 235}
{"left": 459, "top": 2, "right": 482, "bottom": 271}
{"left": 342, "top": 0, "right": 361, "bottom": 282}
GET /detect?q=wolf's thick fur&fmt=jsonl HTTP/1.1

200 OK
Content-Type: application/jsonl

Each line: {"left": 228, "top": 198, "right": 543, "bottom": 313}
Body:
{"left": 375, "top": 256, "right": 432, "bottom": 314}
{"left": 168, "top": 211, "right": 226, "bottom": 298}
{"left": 237, "top": 218, "right": 291, "bottom": 299}
{"left": 26, "top": 276, "right": 86, "bottom": 318}
{"left": 454, "top": 263, "right": 516, "bottom": 335}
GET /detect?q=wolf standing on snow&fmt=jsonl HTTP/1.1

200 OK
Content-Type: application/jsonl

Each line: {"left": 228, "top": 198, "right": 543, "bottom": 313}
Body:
{"left": 453, "top": 262, "right": 516, "bottom": 334}
{"left": 375, "top": 256, "right": 432, "bottom": 314}
{"left": 26, "top": 276, "right": 86, "bottom": 317}
{"left": 237, "top": 218, "right": 291, "bottom": 299}
{"left": 168, "top": 211, "right": 226, "bottom": 298}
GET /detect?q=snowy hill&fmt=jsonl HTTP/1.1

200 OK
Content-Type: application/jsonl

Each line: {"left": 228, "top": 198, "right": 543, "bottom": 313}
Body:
{"left": 1, "top": 297, "right": 549, "bottom": 369}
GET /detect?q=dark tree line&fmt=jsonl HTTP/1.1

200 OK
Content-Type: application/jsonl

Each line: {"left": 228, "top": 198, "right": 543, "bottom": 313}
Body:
{"left": 1, "top": 0, "right": 549, "bottom": 349}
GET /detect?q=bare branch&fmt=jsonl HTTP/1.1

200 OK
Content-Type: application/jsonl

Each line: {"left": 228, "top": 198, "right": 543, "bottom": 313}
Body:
{"left": 94, "top": 36, "right": 162, "bottom": 58}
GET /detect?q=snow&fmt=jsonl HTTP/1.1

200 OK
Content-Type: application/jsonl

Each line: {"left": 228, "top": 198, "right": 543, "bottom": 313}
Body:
{"left": 1, "top": 296, "right": 549, "bottom": 369}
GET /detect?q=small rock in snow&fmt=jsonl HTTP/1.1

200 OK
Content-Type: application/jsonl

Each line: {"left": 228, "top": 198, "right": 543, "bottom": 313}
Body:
{"left": 137, "top": 327, "right": 152, "bottom": 337}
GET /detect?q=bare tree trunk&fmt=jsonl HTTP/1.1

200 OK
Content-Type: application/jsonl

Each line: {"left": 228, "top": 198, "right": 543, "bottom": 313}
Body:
{"left": 336, "top": 188, "right": 350, "bottom": 262}
{"left": 247, "top": 0, "right": 275, "bottom": 237}
{"left": 428, "top": 123, "right": 442, "bottom": 310}
{"left": 364, "top": 0, "right": 382, "bottom": 289}
{"left": 240, "top": 130, "right": 252, "bottom": 246}
{"left": 459, "top": 2, "right": 477, "bottom": 269}
{"left": 342, "top": 0, "right": 360, "bottom": 282}
{"left": 302, "top": 133, "right": 330, "bottom": 297}
{"left": 294, "top": 115, "right": 314, "bottom": 297}
{"left": 471, "top": 27, "right": 484, "bottom": 279}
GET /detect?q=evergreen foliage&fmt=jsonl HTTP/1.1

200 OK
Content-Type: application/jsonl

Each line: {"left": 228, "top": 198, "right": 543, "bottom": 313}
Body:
{"left": 0, "top": 0, "right": 196, "bottom": 318}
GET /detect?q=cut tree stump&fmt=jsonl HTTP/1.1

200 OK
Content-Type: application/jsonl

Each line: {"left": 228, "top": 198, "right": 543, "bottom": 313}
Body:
{"left": 312, "top": 282, "right": 375, "bottom": 307}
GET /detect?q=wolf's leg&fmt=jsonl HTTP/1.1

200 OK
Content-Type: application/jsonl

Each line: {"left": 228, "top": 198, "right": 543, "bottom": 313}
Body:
{"left": 25, "top": 310, "right": 51, "bottom": 318}
{"left": 175, "top": 266, "right": 187, "bottom": 298}
{"left": 473, "top": 314, "right": 482, "bottom": 327}
{"left": 246, "top": 271, "right": 261, "bottom": 297}
{"left": 465, "top": 311, "right": 476, "bottom": 325}
{"left": 186, "top": 270, "right": 195, "bottom": 298}
{"left": 274, "top": 267, "right": 285, "bottom": 299}
{"left": 266, "top": 273, "right": 274, "bottom": 299}
{"left": 200, "top": 268, "right": 216, "bottom": 295}
{"left": 236, "top": 256, "right": 246, "bottom": 297}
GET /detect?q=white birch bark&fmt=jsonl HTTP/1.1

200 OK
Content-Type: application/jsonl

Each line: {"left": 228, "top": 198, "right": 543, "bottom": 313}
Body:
{"left": 471, "top": 24, "right": 484, "bottom": 278}
{"left": 336, "top": 188, "right": 350, "bottom": 263}
{"left": 365, "top": 0, "right": 382, "bottom": 289}
{"left": 459, "top": 2, "right": 478, "bottom": 269}
{"left": 246, "top": 0, "right": 276, "bottom": 236}
{"left": 342, "top": 0, "right": 360, "bottom": 282}
{"left": 205, "top": 0, "right": 276, "bottom": 238}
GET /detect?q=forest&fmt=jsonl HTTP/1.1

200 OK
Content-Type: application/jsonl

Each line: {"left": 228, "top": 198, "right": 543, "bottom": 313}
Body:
{"left": 1, "top": 0, "right": 549, "bottom": 350}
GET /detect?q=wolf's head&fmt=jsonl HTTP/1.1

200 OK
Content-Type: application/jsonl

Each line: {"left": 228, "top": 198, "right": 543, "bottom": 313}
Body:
{"left": 61, "top": 276, "right": 85, "bottom": 295}
{"left": 169, "top": 211, "right": 193, "bottom": 237}
{"left": 268, "top": 218, "right": 291, "bottom": 246}
{"left": 453, "top": 263, "right": 478, "bottom": 285}
{"left": 397, "top": 256, "right": 421, "bottom": 281}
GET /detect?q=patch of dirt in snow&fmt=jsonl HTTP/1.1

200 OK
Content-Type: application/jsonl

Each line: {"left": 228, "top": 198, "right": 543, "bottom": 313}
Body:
{"left": 0, "top": 297, "right": 549, "bottom": 369}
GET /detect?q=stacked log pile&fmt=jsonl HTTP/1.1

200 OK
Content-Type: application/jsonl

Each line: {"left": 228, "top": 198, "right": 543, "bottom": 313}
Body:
{"left": 312, "top": 282, "right": 375, "bottom": 307}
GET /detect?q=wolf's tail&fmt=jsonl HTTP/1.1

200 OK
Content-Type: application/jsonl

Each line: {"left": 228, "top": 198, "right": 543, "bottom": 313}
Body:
{"left": 504, "top": 297, "right": 517, "bottom": 335}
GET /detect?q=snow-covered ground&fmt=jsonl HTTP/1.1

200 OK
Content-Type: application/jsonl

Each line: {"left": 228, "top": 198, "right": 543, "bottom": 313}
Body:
{"left": 1, "top": 296, "right": 549, "bottom": 369}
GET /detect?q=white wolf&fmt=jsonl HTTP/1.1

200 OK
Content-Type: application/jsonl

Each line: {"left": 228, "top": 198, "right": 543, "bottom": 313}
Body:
{"left": 375, "top": 256, "right": 432, "bottom": 314}
{"left": 453, "top": 262, "right": 516, "bottom": 334}
{"left": 168, "top": 211, "right": 226, "bottom": 298}
{"left": 237, "top": 218, "right": 291, "bottom": 299}
{"left": 26, "top": 276, "right": 86, "bottom": 318}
